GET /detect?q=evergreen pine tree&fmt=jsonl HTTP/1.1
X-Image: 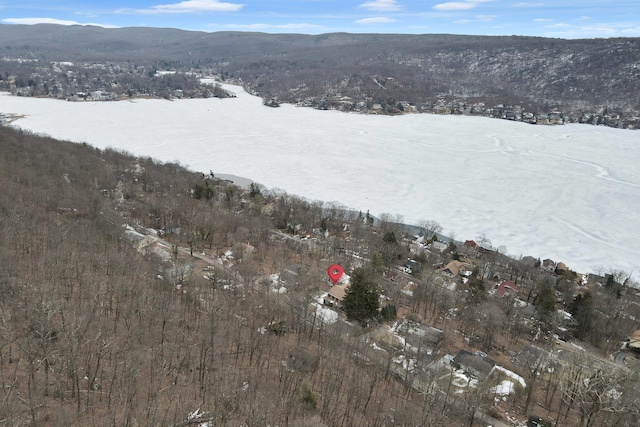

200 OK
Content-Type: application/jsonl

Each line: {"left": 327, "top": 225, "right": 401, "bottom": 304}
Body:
{"left": 343, "top": 268, "right": 380, "bottom": 323}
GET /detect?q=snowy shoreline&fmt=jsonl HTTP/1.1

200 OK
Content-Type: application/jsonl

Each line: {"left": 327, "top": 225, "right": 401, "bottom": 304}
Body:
{"left": 1, "top": 85, "right": 639, "bottom": 278}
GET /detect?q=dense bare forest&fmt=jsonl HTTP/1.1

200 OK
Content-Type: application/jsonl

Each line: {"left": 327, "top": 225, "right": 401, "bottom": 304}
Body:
{"left": 0, "top": 126, "right": 464, "bottom": 426}
{"left": 1, "top": 125, "right": 639, "bottom": 426}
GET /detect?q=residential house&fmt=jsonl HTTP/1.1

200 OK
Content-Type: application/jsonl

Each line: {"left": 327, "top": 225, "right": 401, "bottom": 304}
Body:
{"left": 460, "top": 240, "right": 479, "bottom": 257}
{"left": 542, "top": 259, "right": 556, "bottom": 272}
{"left": 452, "top": 350, "right": 497, "bottom": 380}
{"left": 477, "top": 245, "right": 494, "bottom": 256}
{"left": 464, "top": 240, "right": 478, "bottom": 249}
{"left": 522, "top": 112, "right": 536, "bottom": 124}
{"left": 496, "top": 280, "right": 519, "bottom": 298}
{"left": 517, "top": 345, "right": 551, "bottom": 368}
{"left": 440, "top": 260, "right": 473, "bottom": 279}
{"left": 403, "top": 326, "right": 443, "bottom": 355}
{"left": 628, "top": 330, "right": 640, "bottom": 353}
{"left": 587, "top": 273, "right": 608, "bottom": 286}
{"left": 549, "top": 111, "right": 564, "bottom": 125}
{"left": 520, "top": 256, "right": 538, "bottom": 267}
{"left": 402, "top": 259, "right": 422, "bottom": 275}
{"left": 429, "top": 241, "right": 448, "bottom": 253}
{"left": 440, "top": 261, "right": 461, "bottom": 278}
{"left": 411, "top": 234, "right": 426, "bottom": 245}
{"left": 161, "top": 223, "right": 183, "bottom": 236}
{"left": 324, "top": 284, "right": 349, "bottom": 309}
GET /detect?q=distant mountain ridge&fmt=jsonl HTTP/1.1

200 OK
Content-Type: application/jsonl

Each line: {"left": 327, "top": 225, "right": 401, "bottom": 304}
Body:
{"left": 1, "top": 24, "right": 639, "bottom": 126}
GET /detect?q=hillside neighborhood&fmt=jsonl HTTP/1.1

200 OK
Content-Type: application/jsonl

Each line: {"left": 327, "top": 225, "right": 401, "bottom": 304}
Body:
{"left": 114, "top": 158, "right": 640, "bottom": 427}
{"left": 1, "top": 53, "right": 639, "bottom": 129}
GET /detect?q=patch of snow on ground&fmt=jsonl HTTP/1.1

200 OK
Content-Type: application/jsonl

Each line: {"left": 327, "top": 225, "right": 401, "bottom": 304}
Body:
{"left": 491, "top": 366, "right": 527, "bottom": 395}
{"left": 392, "top": 354, "right": 417, "bottom": 371}
{"left": 268, "top": 273, "right": 286, "bottom": 293}
{"left": 314, "top": 305, "right": 337, "bottom": 324}
{"left": 492, "top": 380, "right": 517, "bottom": 396}
{"left": 316, "top": 292, "right": 328, "bottom": 304}
{"left": 452, "top": 370, "right": 478, "bottom": 389}
{"left": 372, "top": 342, "right": 387, "bottom": 352}
{"left": 3, "top": 86, "right": 640, "bottom": 277}
{"left": 570, "top": 342, "right": 586, "bottom": 351}
{"left": 558, "top": 309, "right": 573, "bottom": 320}
{"left": 495, "top": 366, "right": 526, "bottom": 388}
{"left": 337, "top": 273, "right": 350, "bottom": 285}
{"left": 444, "top": 282, "right": 457, "bottom": 291}
{"left": 310, "top": 296, "right": 338, "bottom": 325}
{"left": 187, "top": 408, "right": 210, "bottom": 427}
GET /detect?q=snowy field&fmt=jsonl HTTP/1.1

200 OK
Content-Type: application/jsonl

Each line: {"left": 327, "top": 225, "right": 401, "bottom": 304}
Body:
{"left": 2, "top": 85, "right": 639, "bottom": 277}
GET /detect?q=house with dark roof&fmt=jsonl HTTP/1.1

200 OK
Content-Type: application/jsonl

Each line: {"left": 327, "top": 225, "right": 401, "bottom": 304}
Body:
{"left": 587, "top": 273, "right": 608, "bottom": 286}
{"left": 520, "top": 256, "right": 538, "bottom": 267}
{"left": 453, "top": 350, "right": 497, "bottom": 380}
{"left": 397, "top": 321, "right": 444, "bottom": 355}
{"left": 402, "top": 258, "right": 422, "bottom": 275}
{"left": 281, "top": 264, "right": 301, "bottom": 286}
{"left": 517, "top": 345, "right": 552, "bottom": 369}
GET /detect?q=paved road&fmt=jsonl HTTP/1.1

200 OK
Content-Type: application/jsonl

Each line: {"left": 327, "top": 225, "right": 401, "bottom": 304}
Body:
{"left": 614, "top": 351, "right": 634, "bottom": 365}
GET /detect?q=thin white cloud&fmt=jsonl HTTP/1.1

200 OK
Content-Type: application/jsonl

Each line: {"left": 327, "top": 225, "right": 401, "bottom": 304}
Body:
{"left": 434, "top": 2, "right": 475, "bottom": 10}
{"left": 454, "top": 14, "right": 495, "bottom": 24}
{"left": 433, "top": 0, "right": 490, "bottom": 11}
{"left": 533, "top": 18, "right": 553, "bottom": 22}
{"left": 476, "top": 15, "right": 496, "bottom": 22}
{"left": 355, "top": 17, "right": 397, "bottom": 25}
{"left": 513, "top": 2, "right": 544, "bottom": 7}
{"left": 2, "top": 17, "right": 118, "bottom": 28}
{"left": 359, "top": 0, "right": 401, "bottom": 12}
{"left": 116, "top": 0, "right": 243, "bottom": 15}
{"left": 74, "top": 11, "right": 98, "bottom": 19}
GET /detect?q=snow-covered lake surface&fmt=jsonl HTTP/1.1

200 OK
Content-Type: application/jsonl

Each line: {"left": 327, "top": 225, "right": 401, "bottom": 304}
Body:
{"left": 2, "top": 85, "right": 639, "bottom": 277}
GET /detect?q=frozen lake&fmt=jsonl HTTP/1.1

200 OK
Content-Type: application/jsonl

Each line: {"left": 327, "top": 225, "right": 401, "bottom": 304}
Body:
{"left": 2, "top": 85, "right": 639, "bottom": 277}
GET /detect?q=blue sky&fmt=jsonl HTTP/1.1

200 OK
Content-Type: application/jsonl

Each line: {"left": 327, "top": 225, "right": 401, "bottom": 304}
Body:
{"left": 1, "top": 1, "right": 639, "bottom": 38}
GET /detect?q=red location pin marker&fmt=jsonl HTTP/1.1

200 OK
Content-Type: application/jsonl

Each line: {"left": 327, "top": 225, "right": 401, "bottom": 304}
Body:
{"left": 327, "top": 264, "right": 344, "bottom": 285}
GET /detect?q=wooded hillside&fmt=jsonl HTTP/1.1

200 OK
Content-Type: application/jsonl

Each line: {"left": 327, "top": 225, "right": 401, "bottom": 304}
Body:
{"left": 1, "top": 125, "right": 639, "bottom": 426}
{"left": 0, "top": 126, "right": 460, "bottom": 426}
{"left": 1, "top": 24, "right": 639, "bottom": 124}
